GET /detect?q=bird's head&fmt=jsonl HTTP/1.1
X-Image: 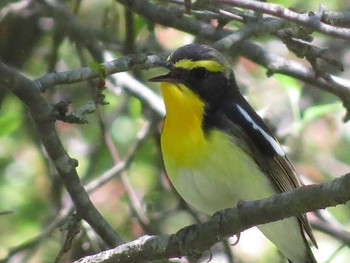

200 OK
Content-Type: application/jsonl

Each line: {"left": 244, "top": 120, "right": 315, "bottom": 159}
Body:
{"left": 149, "top": 44, "right": 237, "bottom": 106}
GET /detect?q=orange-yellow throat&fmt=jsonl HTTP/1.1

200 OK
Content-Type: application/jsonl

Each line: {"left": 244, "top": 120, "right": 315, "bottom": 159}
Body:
{"left": 160, "top": 82, "right": 208, "bottom": 167}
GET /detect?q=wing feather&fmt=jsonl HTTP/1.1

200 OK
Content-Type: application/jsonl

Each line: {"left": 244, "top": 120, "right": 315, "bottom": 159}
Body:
{"left": 207, "top": 98, "right": 317, "bottom": 247}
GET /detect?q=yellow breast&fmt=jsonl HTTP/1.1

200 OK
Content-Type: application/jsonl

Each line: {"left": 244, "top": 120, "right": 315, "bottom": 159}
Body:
{"left": 160, "top": 82, "right": 209, "bottom": 167}
{"left": 160, "top": 81, "right": 274, "bottom": 208}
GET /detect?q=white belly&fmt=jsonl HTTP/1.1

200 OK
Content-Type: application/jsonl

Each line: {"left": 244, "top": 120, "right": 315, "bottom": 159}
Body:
{"left": 162, "top": 131, "right": 308, "bottom": 263}
{"left": 163, "top": 130, "right": 273, "bottom": 214}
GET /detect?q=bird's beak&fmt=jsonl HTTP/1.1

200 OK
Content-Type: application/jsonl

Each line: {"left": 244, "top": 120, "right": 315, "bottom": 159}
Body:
{"left": 148, "top": 61, "right": 175, "bottom": 83}
{"left": 148, "top": 72, "right": 172, "bottom": 82}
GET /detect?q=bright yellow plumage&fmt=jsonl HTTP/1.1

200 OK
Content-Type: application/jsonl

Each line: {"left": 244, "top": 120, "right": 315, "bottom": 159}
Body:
{"left": 160, "top": 82, "right": 208, "bottom": 167}
{"left": 160, "top": 81, "right": 309, "bottom": 263}
{"left": 160, "top": 81, "right": 273, "bottom": 211}
{"left": 150, "top": 44, "right": 317, "bottom": 263}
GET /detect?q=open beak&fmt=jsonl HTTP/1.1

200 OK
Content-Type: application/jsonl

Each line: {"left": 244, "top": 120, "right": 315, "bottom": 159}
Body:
{"left": 148, "top": 72, "right": 172, "bottom": 82}
{"left": 148, "top": 61, "right": 175, "bottom": 83}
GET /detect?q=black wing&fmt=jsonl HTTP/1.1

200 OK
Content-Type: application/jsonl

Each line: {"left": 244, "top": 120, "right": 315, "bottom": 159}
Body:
{"left": 203, "top": 93, "right": 317, "bottom": 247}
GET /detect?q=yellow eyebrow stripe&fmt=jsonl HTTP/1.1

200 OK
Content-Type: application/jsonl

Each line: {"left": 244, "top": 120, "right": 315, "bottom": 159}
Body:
{"left": 174, "top": 59, "right": 224, "bottom": 72}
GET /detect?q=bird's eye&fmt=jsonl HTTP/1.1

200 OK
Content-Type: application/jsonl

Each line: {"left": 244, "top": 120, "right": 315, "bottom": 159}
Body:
{"left": 192, "top": 67, "right": 207, "bottom": 79}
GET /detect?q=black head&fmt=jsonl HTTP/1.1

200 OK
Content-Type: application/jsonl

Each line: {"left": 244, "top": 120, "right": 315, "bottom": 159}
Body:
{"left": 149, "top": 44, "right": 238, "bottom": 106}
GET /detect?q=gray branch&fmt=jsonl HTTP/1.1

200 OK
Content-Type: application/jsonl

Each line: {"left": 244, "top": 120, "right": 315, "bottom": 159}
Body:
{"left": 75, "top": 173, "right": 350, "bottom": 263}
{"left": 222, "top": 0, "right": 350, "bottom": 40}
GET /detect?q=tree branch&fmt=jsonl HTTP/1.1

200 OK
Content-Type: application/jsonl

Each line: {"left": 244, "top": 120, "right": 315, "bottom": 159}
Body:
{"left": 222, "top": 0, "right": 350, "bottom": 40}
{"left": 0, "top": 62, "right": 123, "bottom": 247}
{"left": 34, "top": 53, "right": 165, "bottom": 92}
{"left": 75, "top": 173, "right": 350, "bottom": 263}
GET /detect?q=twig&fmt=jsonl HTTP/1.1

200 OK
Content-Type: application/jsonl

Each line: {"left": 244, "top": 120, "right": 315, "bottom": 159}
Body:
{"left": 34, "top": 53, "right": 165, "bottom": 92}
{"left": 0, "top": 0, "right": 31, "bottom": 23}
{"left": 0, "top": 210, "right": 13, "bottom": 216}
{"left": 99, "top": 116, "right": 156, "bottom": 232}
{"left": 222, "top": 0, "right": 350, "bottom": 40}
{"left": 213, "top": 17, "right": 288, "bottom": 50}
{"left": 38, "top": 0, "right": 104, "bottom": 61}
{"left": 109, "top": 71, "right": 165, "bottom": 117}
{"left": 311, "top": 217, "right": 350, "bottom": 244}
{"left": 85, "top": 120, "right": 154, "bottom": 193}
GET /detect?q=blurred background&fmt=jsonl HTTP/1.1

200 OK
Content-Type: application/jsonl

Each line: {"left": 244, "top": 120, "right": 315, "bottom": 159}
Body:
{"left": 1, "top": 0, "right": 350, "bottom": 262}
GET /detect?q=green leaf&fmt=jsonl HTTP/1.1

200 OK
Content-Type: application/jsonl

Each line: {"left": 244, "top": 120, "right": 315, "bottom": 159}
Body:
{"left": 0, "top": 111, "right": 21, "bottom": 136}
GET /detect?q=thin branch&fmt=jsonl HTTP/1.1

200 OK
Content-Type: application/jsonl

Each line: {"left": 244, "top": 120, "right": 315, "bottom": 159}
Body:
{"left": 108, "top": 71, "right": 165, "bottom": 117}
{"left": 311, "top": 218, "right": 350, "bottom": 244}
{"left": 213, "top": 17, "right": 289, "bottom": 50}
{"left": 0, "top": 0, "right": 31, "bottom": 23}
{"left": 222, "top": 0, "right": 350, "bottom": 40}
{"left": 0, "top": 62, "right": 123, "bottom": 247}
{"left": 85, "top": 120, "right": 154, "bottom": 193}
{"left": 34, "top": 53, "right": 165, "bottom": 92}
{"left": 100, "top": 116, "right": 157, "bottom": 232}
{"left": 322, "top": 11, "right": 350, "bottom": 27}
{"left": 37, "top": 0, "right": 112, "bottom": 61}
{"left": 75, "top": 173, "right": 350, "bottom": 263}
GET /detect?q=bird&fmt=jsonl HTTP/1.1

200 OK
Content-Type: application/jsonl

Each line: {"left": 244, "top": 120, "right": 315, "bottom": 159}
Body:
{"left": 149, "top": 43, "right": 317, "bottom": 263}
